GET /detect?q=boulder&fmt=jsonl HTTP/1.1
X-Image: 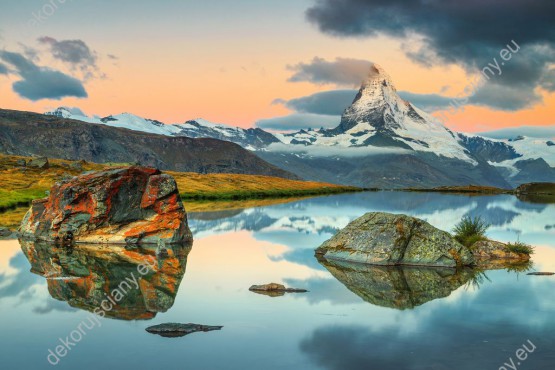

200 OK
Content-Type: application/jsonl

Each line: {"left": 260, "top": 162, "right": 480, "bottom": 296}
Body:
{"left": 316, "top": 212, "right": 474, "bottom": 268}
{"left": 69, "top": 161, "right": 84, "bottom": 172}
{"left": 27, "top": 156, "right": 49, "bottom": 169}
{"left": 19, "top": 166, "right": 192, "bottom": 245}
{"left": 471, "top": 240, "right": 531, "bottom": 262}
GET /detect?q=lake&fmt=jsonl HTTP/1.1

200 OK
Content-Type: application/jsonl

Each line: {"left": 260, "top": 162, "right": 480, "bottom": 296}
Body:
{"left": 1, "top": 191, "right": 554, "bottom": 369}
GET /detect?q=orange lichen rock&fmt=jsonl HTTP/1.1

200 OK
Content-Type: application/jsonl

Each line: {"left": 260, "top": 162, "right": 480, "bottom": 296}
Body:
{"left": 19, "top": 167, "right": 192, "bottom": 245}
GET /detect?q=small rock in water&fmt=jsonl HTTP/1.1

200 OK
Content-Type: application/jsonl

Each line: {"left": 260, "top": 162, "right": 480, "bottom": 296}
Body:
{"left": 249, "top": 283, "right": 308, "bottom": 297}
{"left": 145, "top": 323, "right": 223, "bottom": 338}
{"left": 527, "top": 272, "right": 555, "bottom": 276}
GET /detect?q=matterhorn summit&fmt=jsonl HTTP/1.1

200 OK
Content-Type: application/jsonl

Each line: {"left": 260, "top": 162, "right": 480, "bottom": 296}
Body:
{"left": 280, "top": 63, "right": 476, "bottom": 164}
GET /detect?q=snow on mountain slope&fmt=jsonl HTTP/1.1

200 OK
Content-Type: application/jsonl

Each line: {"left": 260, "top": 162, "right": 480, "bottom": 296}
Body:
{"left": 276, "top": 64, "right": 477, "bottom": 164}
{"left": 44, "top": 108, "right": 279, "bottom": 149}
{"left": 46, "top": 108, "right": 180, "bottom": 135}
{"left": 504, "top": 136, "right": 555, "bottom": 166}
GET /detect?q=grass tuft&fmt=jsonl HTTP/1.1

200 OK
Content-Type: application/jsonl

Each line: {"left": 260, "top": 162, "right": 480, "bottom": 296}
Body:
{"left": 453, "top": 216, "right": 490, "bottom": 248}
{"left": 506, "top": 241, "right": 535, "bottom": 255}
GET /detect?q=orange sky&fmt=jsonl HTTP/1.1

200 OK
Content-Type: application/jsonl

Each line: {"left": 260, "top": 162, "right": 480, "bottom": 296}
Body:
{"left": 0, "top": 1, "right": 553, "bottom": 133}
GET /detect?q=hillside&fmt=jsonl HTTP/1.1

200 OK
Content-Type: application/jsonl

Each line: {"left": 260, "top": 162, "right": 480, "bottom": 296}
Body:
{"left": 0, "top": 109, "right": 296, "bottom": 179}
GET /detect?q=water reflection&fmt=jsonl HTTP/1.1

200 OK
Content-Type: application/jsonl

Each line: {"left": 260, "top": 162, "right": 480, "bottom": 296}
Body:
{"left": 317, "top": 257, "right": 481, "bottom": 310}
{"left": 1, "top": 191, "right": 554, "bottom": 370}
{"left": 19, "top": 240, "right": 192, "bottom": 320}
{"left": 188, "top": 191, "right": 555, "bottom": 270}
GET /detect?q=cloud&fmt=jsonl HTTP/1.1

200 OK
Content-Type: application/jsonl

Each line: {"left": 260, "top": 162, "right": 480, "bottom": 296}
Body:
{"left": 274, "top": 90, "right": 358, "bottom": 116}
{"left": 0, "top": 50, "right": 87, "bottom": 101}
{"left": 38, "top": 36, "right": 100, "bottom": 78}
{"left": 276, "top": 89, "right": 461, "bottom": 116}
{"left": 266, "top": 142, "right": 410, "bottom": 158}
{"left": 300, "top": 273, "right": 555, "bottom": 370}
{"left": 397, "top": 91, "right": 454, "bottom": 112}
{"left": 479, "top": 126, "right": 555, "bottom": 140}
{"left": 287, "top": 57, "right": 373, "bottom": 86}
{"left": 256, "top": 113, "right": 341, "bottom": 131}
{"left": 468, "top": 83, "right": 543, "bottom": 111}
{"left": 305, "top": 0, "right": 555, "bottom": 109}
{"left": 0, "top": 63, "right": 7, "bottom": 75}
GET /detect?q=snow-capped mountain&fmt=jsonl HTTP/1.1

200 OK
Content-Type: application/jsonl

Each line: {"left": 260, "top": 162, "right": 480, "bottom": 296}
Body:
{"left": 276, "top": 64, "right": 475, "bottom": 164}
{"left": 45, "top": 108, "right": 278, "bottom": 149}
{"left": 44, "top": 64, "right": 554, "bottom": 188}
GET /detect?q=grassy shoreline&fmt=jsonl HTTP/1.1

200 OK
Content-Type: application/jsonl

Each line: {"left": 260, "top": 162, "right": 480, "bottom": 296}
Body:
{"left": 179, "top": 187, "right": 360, "bottom": 200}
{"left": 0, "top": 154, "right": 360, "bottom": 213}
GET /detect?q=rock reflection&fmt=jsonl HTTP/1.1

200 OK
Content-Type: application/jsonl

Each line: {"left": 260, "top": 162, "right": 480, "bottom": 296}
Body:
{"left": 317, "top": 257, "right": 485, "bottom": 310}
{"left": 19, "top": 239, "right": 192, "bottom": 320}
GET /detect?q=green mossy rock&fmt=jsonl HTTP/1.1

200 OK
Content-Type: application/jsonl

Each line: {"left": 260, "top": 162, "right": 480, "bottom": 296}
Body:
{"left": 316, "top": 212, "right": 474, "bottom": 267}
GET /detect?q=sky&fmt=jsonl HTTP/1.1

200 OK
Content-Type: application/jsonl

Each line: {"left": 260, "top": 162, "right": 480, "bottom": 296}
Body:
{"left": 0, "top": 0, "right": 554, "bottom": 133}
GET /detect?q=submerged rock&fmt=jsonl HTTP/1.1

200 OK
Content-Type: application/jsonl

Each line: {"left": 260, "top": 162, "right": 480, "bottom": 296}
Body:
{"left": 249, "top": 283, "right": 308, "bottom": 297}
{"left": 19, "top": 166, "right": 192, "bottom": 245}
{"left": 316, "top": 212, "right": 474, "bottom": 267}
{"left": 146, "top": 323, "right": 223, "bottom": 338}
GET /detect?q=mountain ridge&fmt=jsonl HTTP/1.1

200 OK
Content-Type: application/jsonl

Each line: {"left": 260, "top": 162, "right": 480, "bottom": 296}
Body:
{"left": 41, "top": 64, "right": 555, "bottom": 188}
{"left": 0, "top": 109, "right": 298, "bottom": 179}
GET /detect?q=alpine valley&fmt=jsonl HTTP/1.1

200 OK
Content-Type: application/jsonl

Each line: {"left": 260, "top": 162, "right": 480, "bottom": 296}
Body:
{"left": 6, "top": 64, "right": 555, "bottom": 189}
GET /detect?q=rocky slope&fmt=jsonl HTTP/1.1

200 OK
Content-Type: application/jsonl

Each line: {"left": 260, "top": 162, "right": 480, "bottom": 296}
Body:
{"left": 0, "top": 109, "right": 297, "bottom": 179}
{"left": 45, "top": 108, "right": 279, "bottom": 150}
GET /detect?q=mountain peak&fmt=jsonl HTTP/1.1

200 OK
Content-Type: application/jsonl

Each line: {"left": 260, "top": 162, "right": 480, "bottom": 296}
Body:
{"left": 333, "top": 64, "right": 408, "bottom": 134}
{"left": 361, "top": 63, "right": 395, "bottom": 89}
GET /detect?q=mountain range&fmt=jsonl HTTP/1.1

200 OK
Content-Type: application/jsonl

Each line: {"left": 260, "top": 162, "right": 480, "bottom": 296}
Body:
{"left": 14, "top": 64, "right": 555, "bottom": 188}
{"left": 0, "top": 109, "right": 296, "bottom": 179}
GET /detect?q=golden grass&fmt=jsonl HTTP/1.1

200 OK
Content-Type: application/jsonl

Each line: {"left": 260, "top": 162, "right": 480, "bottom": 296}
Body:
{"left": 169, "top": 171, "right": 358, "bottom": 199}
{"left": 0, "top": 154, "right": 359, "bottom": 228}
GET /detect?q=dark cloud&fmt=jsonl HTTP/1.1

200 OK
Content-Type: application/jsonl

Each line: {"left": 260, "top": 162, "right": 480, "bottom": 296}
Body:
{"left": 256, "top": 113, "right": 340, "bottom": 131}
{"left": 397, "top": 91, "right": 454, "bottom": 112}
{"left": 0, "top": 63, "right": 7, "bottom": 75}
{"left": 287, "top": 57, "right": 372, "bottom": 86}
{"left": 274, "top": 90, "right": 358, "bottom": 115}
{"left": 0, "top": 50, "right": 88, "bottom": 101}
{"left": 305, "top": 0, "right": 555, "bottom": 109}
{"left": 468, "top": 83, "right": 543, "bottom": 111}
{"left": 38, "top": 36, "right": 100, "bottom": 78}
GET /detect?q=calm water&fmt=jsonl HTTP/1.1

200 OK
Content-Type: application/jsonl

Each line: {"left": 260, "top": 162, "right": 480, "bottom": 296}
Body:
{"left": 1, "top": 191, "right": 554, "bottom": 370}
